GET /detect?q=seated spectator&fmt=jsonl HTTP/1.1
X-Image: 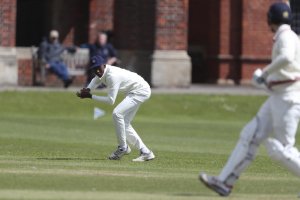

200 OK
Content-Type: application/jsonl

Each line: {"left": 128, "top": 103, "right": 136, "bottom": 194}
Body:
{"left": 81, "top": 31, "right": 118, "bottom": 84}
{"left": 38, "top": 30, "right": 75, "bottom": 88}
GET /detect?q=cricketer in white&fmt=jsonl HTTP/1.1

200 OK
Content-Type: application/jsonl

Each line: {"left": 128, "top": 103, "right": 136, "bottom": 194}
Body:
{"left": 77, "top": 55, "right": 155, "bottom": 162}
{"left": 200, "top": 2, "right": 300, "bottom": 196}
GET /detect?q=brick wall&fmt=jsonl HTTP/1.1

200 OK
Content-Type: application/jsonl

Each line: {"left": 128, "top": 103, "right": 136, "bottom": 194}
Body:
{"left": 239, "top": 0, "right": 278, "bottom": 82}
{"left": 241, "top": 0, "right": 275, "bottom": 58}
{"left": 0, "top": 0, "right": 16, "bottom": 46}
{"left": 219, "top": 0, "right": 230, "bottom": 56}
{"left": 89, "top": 0, "right": 114, "bottom": 44}
{"left": 18, "top": 59, "right": 33, "bottom": 86}
{"left": 2, "top": 0, "right": 291, "bottom": 86}
{"left": 155, "top": 0, "right": 188, "bottom": 50}
{"left": 188, "top": 0, "right": 280, "bottom": 84}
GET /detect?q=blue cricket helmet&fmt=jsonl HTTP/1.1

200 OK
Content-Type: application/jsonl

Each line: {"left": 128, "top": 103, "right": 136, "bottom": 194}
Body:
{"left": 267, "top": 2, "right": 292, "bottom": 25}
{"left": 89, "top": 55, "right": 106, "bottom": 70}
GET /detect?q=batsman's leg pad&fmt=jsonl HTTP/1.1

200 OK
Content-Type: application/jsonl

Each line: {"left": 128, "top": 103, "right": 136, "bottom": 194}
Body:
{"left": 219, "top": 117, "right": 262, "bottom": 185}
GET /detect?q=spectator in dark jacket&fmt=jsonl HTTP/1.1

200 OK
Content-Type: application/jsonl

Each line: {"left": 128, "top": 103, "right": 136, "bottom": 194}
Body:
{"left": 38, "top": 30, "right": 75, "bottom": 88}
{"left": 81, "top": 31, "right": 118, "bottom": 84}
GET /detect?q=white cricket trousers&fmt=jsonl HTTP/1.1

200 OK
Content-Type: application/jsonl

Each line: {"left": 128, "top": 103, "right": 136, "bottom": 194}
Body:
{"left": 112, "top": 90, "right": 151, "bottom": 151}
{"left": 219, "top": 92, "right": 300, "bottom": 186}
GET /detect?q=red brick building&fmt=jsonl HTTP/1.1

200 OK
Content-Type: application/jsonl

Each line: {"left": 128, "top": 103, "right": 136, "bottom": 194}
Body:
{"left": 0, "top": 0, "right": 295, "bottom": 87}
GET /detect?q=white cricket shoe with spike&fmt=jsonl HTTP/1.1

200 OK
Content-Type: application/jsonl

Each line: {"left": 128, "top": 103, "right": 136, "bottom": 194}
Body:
{"left": 108, "top": 145, "right": 131, "bottom": 160}
{"left": 199, "top": 172, "right": 232, "bottom": 197}
{"left": 132, "top": 151, "right": 155, "bottom": 162}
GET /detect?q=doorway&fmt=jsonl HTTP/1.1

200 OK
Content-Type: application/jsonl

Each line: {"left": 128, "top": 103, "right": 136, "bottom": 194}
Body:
{"left": 16, "top": 0, "right": 51, "bottom": 46}
{"left": 188, "top": 0, "right": 220, "bottom": 83}
{"left": 16, "top": 0, "right": 89, "bottom": 47}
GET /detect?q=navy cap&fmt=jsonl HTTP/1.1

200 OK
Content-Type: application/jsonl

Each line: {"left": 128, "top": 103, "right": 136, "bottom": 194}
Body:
{"left": 268, "top": 2, "right": 292, "bottom": 25}
{"left": 89, "top": 55, "right": 106, "bottom": 70}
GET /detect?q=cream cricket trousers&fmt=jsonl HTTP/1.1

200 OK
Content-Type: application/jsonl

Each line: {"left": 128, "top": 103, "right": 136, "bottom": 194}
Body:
{"left": 112, "top": 89, "right": 151, "bottom": 150}
{"left": 219, "top": 92, "right": 300, "bottom": 185}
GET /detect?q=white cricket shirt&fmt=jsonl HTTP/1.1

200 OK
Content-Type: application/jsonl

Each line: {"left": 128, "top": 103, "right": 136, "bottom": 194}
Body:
{"left": 87, "top": 65, "right": 151, "bottom": 104}
{"left": 264, "top": 24, "right": 300, "bottom": 92}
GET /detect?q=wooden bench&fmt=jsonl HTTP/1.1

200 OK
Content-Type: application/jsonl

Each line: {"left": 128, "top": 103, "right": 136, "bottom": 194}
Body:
{"left": 31, "top": 47, "right": 89, "bottom": 86}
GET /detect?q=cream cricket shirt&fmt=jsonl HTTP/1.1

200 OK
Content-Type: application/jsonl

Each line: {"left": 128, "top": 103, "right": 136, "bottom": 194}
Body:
{"left": 87, "top": 65, "right": 151, "bottom": 105}
{"left": 264, "top": 24, "right": 300, "bottom": 93}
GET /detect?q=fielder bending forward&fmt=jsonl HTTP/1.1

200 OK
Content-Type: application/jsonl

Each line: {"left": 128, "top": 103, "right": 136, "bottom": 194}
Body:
{"left": 77, "top": 55, "right": 155, "bottom": 162}
{"left": 200, "top": 2, "right": 300, "bottom": 196}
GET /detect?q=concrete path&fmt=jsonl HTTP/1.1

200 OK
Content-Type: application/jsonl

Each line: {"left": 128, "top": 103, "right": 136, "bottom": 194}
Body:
{"left": 0, "top": 84, "right": 268, "bottom": 96}
{"left": 151, "top": 84, "right": 267, "bottom": 95}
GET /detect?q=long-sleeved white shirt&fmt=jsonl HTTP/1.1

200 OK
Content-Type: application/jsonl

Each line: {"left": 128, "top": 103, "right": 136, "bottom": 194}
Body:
{"left": 87, "top": 65, "right": 151, "bottom": 105}
{"left": 264, "top": 24, "right": 300, "bottom": 92}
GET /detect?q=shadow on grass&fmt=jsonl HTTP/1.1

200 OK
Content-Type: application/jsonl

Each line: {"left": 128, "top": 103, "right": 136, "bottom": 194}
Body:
{"left": 36, "top": 157, "right": 106, "bottom": 161}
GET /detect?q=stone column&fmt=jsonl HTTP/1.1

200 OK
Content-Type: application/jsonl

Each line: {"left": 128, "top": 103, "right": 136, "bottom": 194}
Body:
{"left": 0, "top": 47, "right": 17, "bottom": 86}
{"left": 151, "top": 0, "right": 191, "bottom": 87}
{"left": 0, "top": 0, "right": 17, "bottom": 86}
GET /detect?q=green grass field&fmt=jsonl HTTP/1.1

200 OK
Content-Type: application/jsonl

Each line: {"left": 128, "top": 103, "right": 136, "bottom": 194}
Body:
{"left": 0, "top": 90, "right": 299, "bottom": 200}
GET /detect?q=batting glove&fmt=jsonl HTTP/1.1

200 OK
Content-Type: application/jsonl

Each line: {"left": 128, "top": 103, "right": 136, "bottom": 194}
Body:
{"left": 252, "top": 69, "right": 265, "bottom": 85}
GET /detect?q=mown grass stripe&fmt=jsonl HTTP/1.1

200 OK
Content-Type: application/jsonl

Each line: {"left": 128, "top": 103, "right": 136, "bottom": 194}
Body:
{"left": 0, "top": 190, "right": 297, "bottom": 200}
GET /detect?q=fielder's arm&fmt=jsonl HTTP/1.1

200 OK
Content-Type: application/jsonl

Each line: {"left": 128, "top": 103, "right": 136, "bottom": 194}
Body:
{"left": 91, "top": 86, "right": 118, "bottom": 105}
{"left": 263, "top": 35, "right": 296, "bottom": 75}
{"left": 87, "top": 77, "right": 102, "bottom": 90}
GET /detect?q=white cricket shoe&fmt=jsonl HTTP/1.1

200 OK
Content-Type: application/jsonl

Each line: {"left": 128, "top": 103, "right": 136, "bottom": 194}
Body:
{"left": 199, "top": 172, "right": 232, "bottom": 197}
{"left": 132, "top": 151, "right": 155, "bottom": 162}
{"left": 108, "top": 145, "right": 131, "bottom": 160}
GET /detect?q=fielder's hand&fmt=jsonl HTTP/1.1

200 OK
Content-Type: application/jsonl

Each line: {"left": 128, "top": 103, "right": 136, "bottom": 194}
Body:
{"left": 76, "top": 88, "right": 92, "bottom": 99}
